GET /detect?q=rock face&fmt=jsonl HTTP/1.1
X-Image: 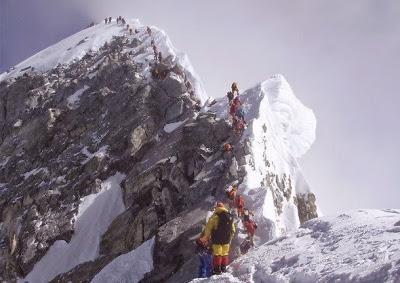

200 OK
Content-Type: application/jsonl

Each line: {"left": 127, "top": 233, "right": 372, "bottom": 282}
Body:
{"left": 0, "top": 20, "right": 318, "bottom": 282}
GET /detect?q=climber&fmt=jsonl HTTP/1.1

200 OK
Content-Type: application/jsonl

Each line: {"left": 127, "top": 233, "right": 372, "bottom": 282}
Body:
{"left": 116, "top": 17, "right": 119, "bottom": 24}
{"left": 121, "top": 18, "right": 126, "bottom": 25}
{"left": 244, "top": 216, "right": 257, "bottom": 241}
{"left": 127, "top": 24, "right": 130, "bottom": 30}
{"left": 135, "top": 29, "right": 140, "bottom": 34}
{"left": 243, "top": 208, "right": 254, "bottom": 223}
{"left": 108, "top": 17, "right": 112, "bottom": 24}
{"left": 199, "top": 202, "right": 235, "bottom": 275}
{"left": 226, "top": 90, "right": 234, "bottom": 105}
{"left": 195, "top": 238, "right": 213, "bottom": 278}
{"left": 158, "top": 51, "right": 163, "bottom": 63}
{"left": 236, "top": 107, "right": 245, "bottom": 123}
{"left": 229, "top": 94, "right": 241, "bottom": 119}
{"left": 233, "top": 117, "right": 245, "bottom": 134}
{"left": 153, "top": 45, "right": 158, "bottom": 61}
{"left": 104, "top": 18, "right": 108, "bottom": 24}
{"left": 147, "top": 26, "right": 152, "bottom": 35}
{"left": 129, "top": 28, "right": 133, "bottom": 35}
{"left": 235, "top": 194, "right": 245, "bottom": 217}
{"left": 233, "top": 106, "right": 247, "bottom": 134}
{"left": 240, "top": 211, "right": 257, "bottom": 254}
{"left": 225, "top": 184, "right": 237, "bottom": 210}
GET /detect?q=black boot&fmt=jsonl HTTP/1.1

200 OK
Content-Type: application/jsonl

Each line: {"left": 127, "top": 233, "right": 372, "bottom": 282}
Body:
{"left": 221, "top": 265, "right": 227, "bottom": 273}
{"left": 213, "top": 265, "right": 222, "bottom": 275}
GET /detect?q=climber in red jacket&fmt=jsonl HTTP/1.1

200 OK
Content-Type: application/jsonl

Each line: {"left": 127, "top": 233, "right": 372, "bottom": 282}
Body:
{"left": 235, "top": 194, "right": 245, "bottom": 217}
{"left": 229, "top": 95, "right": 241, "bottom": 118}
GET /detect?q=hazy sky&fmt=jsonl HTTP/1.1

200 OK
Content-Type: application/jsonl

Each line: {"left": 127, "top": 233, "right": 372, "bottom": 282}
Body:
{"left": 1, "top": 1, "right": 399, "bottom": 214}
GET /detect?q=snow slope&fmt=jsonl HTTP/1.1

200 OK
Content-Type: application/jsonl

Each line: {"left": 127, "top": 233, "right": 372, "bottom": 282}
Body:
{"left": 91, "top": 237, "right": 155, "bottom": 283}
{"left": 0, "top": 19, "right": 209, "bottom": 104}
{"left": 195, "top": 209, "right": 400, "bottom": 283}
{"left": 21, "top": 173, "right": 126, "bottom": 283}
{"left": 211, "top": 74, "right": 317, "bottom": 239}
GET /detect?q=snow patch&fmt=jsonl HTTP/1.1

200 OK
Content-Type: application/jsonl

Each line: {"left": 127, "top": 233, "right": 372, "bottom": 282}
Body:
{"left": 22, "top": 173, "right": 126, "bottom": 283}
{"left": 163, "top": 119, "right": 186, "bottom": 133}
{"left": 13, "top": 119, "right": 23, "bottom": 127}
{"left": 81, "top": 145, "right": 109, "bottom": 165}
{"left": 22, "top": 167, "right": 48, "bottom": 180}
{"left": 91, "top": 237, "right": 155, "bottom": 283}
{"left": 67, "top": 85, "right": 89, "bottom": 109}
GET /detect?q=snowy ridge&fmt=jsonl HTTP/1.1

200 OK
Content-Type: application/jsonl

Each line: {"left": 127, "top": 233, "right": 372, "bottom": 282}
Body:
{"left": 196, "top": 209, "right": 400, "bottom": 282}
{"left": 211, "top": 74, "right": 316, "bottom": 238}
{"left": 0, "top": 19, "right": 209, "bottom": 104}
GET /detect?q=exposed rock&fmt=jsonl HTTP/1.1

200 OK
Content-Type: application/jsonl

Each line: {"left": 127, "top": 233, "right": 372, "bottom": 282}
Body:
{"left": 141, "top": 206, "right": 210, "bottom": 283}
{"left": 295, "top": 193, "right": 318, "bottom": 224}
{"left": 50, "top": 255, "right": 115, "bottom": 283}
{"left": 165, "top": 99, "right": 184, "bottom": 122}
{"left": 159, "top": 72, "right": 186, "bottom": 97}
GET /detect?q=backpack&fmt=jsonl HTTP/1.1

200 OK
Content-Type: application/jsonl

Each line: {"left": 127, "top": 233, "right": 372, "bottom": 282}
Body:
{"left": 236, "top": 107, "right": 245, "bottom": 118}
{"left": 211, "top": 211, "right": 234, "bottom": 245}
{"left": 240, "top": 238, "right": 253, "bottom": 254}
{"left": 227, "top": 91, "right": 234, "bottom": 102}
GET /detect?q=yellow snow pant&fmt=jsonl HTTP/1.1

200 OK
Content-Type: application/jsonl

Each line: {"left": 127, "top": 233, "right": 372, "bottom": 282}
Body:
{"left": 212, "top": 244, "right": 230, "bottom": 256}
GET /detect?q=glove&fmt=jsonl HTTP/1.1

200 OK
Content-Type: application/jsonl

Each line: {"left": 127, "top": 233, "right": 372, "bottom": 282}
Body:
{"left": 197, "top": 237, "right": 208, "bottom": 247}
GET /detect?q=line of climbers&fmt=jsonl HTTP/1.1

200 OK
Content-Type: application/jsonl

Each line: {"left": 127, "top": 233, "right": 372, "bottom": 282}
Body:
{"left": 103, "top": 16, "right": 163, "bottom": 64}
{"left": 227, "top": 83, "right": 247, "bottom": 134}
{"left": 195, "top": 195, "right": 258, "bottom": 277}
{"left": 195, "top": 144, "right": 257, "bottom": 277}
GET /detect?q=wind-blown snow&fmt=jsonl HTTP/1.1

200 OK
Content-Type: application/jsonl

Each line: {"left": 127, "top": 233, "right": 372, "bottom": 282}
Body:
{"left": 21, "top": 173, "right": 126, "bottom": 283}
{"left": 195, "top": 209, "right": 400, "bottom": 283}
{"left": 0, "top": 19, "right": 209, "bottom": 105}
{"left": 211, "top": 74, "right": 317, "bottom": 239}
{"left": 91, "top": 237, "right": 155, "bottom": 283}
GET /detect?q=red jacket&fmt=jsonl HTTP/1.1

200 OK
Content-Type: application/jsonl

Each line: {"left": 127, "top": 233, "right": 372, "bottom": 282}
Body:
{"left": 244, "top": 220, "right": 257, "bottom": 236}
{"left": 235, "top": 195, "right": 244, "bottom": 208}
{"left": 229, "top": 97, "right": 241, "bottom": 116}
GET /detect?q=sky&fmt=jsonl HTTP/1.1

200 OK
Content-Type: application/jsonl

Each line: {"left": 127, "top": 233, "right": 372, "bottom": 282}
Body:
{"left": 1, "top": 0, "right": 399, "bottom": 214}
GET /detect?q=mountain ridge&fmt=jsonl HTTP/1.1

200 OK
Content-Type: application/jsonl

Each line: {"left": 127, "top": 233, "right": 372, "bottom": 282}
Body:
{"left": 0, "top": 19, "right": 318, "bottom": 282}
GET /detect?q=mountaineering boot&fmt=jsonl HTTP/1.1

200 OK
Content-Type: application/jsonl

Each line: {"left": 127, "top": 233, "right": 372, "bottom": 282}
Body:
{"left": 221, "top": 255, "right": 229, "bottom": 272}
{"left": 213, "top": 256, "right": 222, "bottom": 275}
{"left": 213, "top": 265, "right": 222, "bottom": 275}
